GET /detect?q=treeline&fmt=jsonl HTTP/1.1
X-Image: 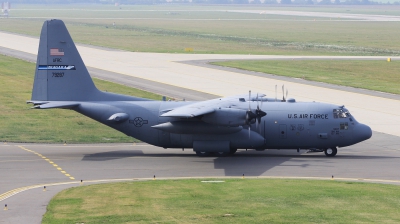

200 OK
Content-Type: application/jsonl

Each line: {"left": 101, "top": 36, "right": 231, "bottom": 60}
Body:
{"left": 6, "top": 0, "right": 400, "bottom": 5}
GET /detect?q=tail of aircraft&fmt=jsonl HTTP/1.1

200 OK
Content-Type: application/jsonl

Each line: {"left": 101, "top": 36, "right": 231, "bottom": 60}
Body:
{"left": 31, "top": 19, "right": 145, "bottom": 103}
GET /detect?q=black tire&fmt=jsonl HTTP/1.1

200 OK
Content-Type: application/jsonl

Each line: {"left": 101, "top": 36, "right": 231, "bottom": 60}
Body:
{"left": 196, "top": 151, "right": 211, "bottom": 157}
{"left": 324, "top": 147, "right": 337, "bottom": 157}
{"left": 214, "top": 152, "right": 230, "bottom": 157}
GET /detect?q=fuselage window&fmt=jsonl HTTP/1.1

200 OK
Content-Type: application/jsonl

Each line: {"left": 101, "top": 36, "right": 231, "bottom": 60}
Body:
{"left": 340, "top": 122, "right": 348, "bottom": 130}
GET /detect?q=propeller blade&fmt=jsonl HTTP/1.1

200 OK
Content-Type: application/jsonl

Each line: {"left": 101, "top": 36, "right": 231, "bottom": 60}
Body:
{"left": 286, "top": 89, "right": 288, "bottom": 100}
{"left": 282, "top": 85, "right": 285, "bottom": 101}
{"left": 248, "top": 90, "right": 251, "bottom": 111}
{"left": 248, "top": 126, "right": 251, "bottom": 139}
{"left": 256, "top": 93, "right": 259, "bottom": 110}
{"left": 255, "top": 118, "right": 258, "bottom": 129}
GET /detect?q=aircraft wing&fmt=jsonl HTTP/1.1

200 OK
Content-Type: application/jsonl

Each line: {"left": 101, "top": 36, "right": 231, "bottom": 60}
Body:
{"left": 161, "top": 100, "right": 217, "bottom": 118}
{"left": 160, "top": 92, "right": 266, "bottom": 118}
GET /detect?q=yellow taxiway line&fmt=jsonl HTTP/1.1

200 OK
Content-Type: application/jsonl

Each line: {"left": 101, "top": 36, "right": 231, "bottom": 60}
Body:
{"left": 18, "top": 146, "right": 75, "bottom": 180}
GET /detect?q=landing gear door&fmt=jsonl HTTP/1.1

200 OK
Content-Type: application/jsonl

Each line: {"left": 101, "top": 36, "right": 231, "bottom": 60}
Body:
{"left": 279, "top": 124, "right": 287, "bottom": 139}
{"left": 158, "top": 130, "right": 170, "bottom": 146}
{"left": 158, "top": 109, "right": 171, "bottom": 147}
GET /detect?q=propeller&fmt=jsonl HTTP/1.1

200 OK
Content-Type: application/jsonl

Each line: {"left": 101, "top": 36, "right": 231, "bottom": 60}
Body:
{"left": 255, "top": 96, "right": 267, "bottom": 132}
{"left": 246, "top": 90, "right": 256, "bottom": 138}
{"left": 245, "top": 91, "right": 267, "bottom": 138}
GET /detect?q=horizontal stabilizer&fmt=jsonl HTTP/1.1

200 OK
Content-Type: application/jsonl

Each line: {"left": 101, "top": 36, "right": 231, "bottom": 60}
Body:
{"left": 27, "top": 101, "right": 80, "bottom": 109}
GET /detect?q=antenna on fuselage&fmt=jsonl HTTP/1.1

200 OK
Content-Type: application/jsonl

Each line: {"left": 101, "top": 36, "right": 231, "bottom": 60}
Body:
{"left": 275, "top": 85, "right": 277, "bottom": 102}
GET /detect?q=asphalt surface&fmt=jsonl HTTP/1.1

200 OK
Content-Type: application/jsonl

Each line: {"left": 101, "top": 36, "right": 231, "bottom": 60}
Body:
{"left": 1, "top": 131, "right": 400, "bottom": 223}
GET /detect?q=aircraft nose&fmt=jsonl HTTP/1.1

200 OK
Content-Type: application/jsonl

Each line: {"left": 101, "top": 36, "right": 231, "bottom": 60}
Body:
{"left": 353, "top": 123, "right": 372, "bottom": 142}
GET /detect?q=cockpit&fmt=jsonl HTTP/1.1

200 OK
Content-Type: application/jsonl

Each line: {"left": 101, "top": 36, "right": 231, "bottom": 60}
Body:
{"left": 333, "top": 107, "right": 355, "bottom": 130}
{"left": 333, "top": 108, "right": 351, "bottom": 119}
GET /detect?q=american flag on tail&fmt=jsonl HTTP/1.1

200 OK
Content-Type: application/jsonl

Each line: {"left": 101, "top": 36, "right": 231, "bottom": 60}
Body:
{"left": 50, "top": 48, "right": 64, "bottom": 56}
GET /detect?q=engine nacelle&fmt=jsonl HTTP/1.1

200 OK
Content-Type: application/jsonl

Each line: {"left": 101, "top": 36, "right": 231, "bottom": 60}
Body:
{"left": 201, "top": 108, "right": 246, "bottom": 126}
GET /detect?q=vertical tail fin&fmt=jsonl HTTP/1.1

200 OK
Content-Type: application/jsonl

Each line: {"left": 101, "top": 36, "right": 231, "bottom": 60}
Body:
{"left": 31, "top": 19, "right": 145, "bottom": 102}
{"left": 32, "top": 19, "right": 99, "bottom": 101}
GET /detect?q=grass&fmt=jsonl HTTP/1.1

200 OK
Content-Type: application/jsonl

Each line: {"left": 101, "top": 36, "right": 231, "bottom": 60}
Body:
{"left": 0, "top": 54, "right": 162, "bottom": 143}
{"left": 1, "top": 5, "right": 400, "bottom": 55}
{"left": 213, "top": 60, "right": 400, "bottom": 94}
{"left": 42, "top": 178, "right": 400, "bottom": 223}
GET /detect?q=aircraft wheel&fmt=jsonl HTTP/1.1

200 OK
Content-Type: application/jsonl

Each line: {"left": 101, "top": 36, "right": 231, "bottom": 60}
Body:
{"left": 196, "top": 151, "right": 211, "bottom": 157}
{"left": 324, "top": 147, "right": 337, "bottom": 157}
{"left": 214, "top": 152, "right": 230, "bottom": 157}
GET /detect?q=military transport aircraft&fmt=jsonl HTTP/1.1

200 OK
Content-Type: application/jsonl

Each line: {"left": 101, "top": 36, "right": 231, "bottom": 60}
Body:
{"left": 27, "top": 19, "right": 372, "bottom": 157}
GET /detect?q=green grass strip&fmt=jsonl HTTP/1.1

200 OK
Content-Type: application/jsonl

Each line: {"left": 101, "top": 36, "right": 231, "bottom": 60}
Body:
{"left": 42, "top": 179, "right": 400, "bottom": 223}
{"left": 0, "top": 54, "right": 161, "bottom": 143}
{"left": 213, "top": 60, "right": 400, "bottom": 95}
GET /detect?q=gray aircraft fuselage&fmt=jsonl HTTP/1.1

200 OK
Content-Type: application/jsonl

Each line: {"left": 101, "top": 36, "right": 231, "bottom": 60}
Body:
{"left": 75, "top": 100, "right": 370, "bottom": 151}
{"left": 28, "top": 19, "right": 372, "bottom": 157}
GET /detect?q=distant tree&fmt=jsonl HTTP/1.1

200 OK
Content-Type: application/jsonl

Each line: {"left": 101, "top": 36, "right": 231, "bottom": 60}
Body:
{"left": 319, "top": 0, "right": 331, "bottom": 4}
{"left": 263, "top": 0, "right": 277, "bottom": 3}
{"left": 232, "top": 0, "right": 249, "bottom": 3}
{"left": 344, "top": 0, "right": 360, "bottom": 4}
{"left": 251, "top": 0, "right": 262, "bottom": 3}
{"left": 292, "top": 0, "right": 306, "bottom": 4}
{"left": 360, "top": 0, "right": 371, "bottom": 4}
{"left": 280, "top": 0, "right": 292, "bottom": 4}
{"left": 209, "top": 0, "right": 232, "bottom": 3}
{"left": 306, "top": 0, "right": 314, "bottom": 4}
{"left": 192, "top": 0, "right": 208, "bottom": 3}
{"left": 334, "top": 0, "right": 341, "bottom": 4}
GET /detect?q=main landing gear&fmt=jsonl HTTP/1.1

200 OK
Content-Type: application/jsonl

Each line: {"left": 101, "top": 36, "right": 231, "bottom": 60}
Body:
{"left": 324, "top": 147, "right": 337, "bottom": 157}
{"left": 307, "top": 147, "right": 338, "bottom": 157}
{"left": 195, "top": 148, "right": 238, "bottom": 157}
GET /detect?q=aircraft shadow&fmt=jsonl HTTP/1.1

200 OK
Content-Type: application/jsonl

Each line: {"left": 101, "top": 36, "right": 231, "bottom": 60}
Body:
{"left": 81, "top": 149, "right": 397, "bottom": 177}
{"left": 213, "top": 152, "right": 398, "bottom": 176}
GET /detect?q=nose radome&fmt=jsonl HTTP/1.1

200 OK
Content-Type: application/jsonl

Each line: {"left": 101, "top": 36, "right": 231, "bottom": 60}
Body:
{"left": 354, "top": 123, "right": 372, "bottom": 142}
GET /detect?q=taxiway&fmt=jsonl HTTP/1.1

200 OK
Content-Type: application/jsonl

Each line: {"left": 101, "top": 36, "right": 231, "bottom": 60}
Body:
{"left": 1, "top": 130, "right": 400, "bottom": 223}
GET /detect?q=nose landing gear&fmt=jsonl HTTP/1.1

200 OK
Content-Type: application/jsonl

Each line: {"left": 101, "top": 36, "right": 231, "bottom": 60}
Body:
{"left": 324, "top": 147, "right": 337, "bottom": 157}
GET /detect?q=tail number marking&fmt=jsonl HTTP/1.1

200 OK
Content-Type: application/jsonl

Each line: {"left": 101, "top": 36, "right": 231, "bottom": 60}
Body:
{"left": 52, "top": 72, "right": 64, "bottom": 77}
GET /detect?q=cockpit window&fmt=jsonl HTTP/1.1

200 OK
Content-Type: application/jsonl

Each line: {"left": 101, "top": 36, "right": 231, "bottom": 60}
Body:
{"left": 333, "top": 109, "right": 351, "bottom": 119}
